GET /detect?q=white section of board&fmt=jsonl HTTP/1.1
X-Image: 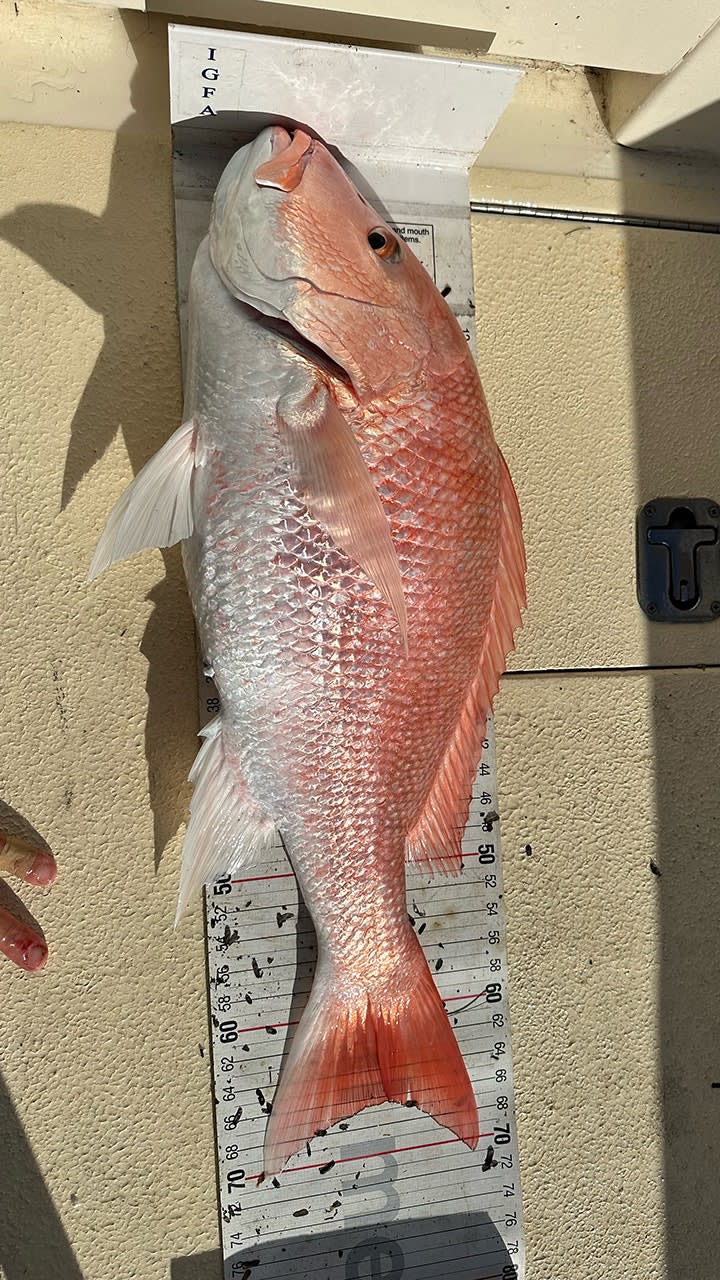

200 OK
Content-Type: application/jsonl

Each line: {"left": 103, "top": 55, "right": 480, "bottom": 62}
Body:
{"left": 168, "top": 27, "right": 522, "bottom": 205}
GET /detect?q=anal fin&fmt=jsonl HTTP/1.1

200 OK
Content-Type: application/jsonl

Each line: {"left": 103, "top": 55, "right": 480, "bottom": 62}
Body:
{"left": 176, "top": 717, "right": 275, "bottom": 923}
{"left": 406, "top": 447, "right": 526, "bottom": 873}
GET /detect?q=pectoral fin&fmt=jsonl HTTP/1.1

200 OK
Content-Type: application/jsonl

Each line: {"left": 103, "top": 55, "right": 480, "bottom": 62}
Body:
{"left": 88, "top": 420, "right": 198, "bottom": 581}
{"left": 277, "top": 383, "right": 407, "bottom": 650}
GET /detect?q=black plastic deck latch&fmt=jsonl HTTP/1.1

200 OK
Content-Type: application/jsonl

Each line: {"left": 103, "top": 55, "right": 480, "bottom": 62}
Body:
{"left": 636, "top": 498, "right": 720, "bottom": 622}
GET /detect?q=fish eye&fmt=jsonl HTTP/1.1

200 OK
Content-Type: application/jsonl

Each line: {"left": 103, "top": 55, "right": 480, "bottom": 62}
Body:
{"left": 368, "top": 228, "right": 402, "bottom": 263}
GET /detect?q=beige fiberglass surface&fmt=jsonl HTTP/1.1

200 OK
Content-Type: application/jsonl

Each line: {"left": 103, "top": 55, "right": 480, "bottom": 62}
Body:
{"left": 473, "top": 199, "right": 720, "bottom": 1277}
{"left": 0, "top": 21, "right": 220, "bottom": 1276}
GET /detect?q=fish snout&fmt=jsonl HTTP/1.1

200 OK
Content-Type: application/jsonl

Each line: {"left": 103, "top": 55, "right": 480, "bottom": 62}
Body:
{"left": 255, "top": 128, "right": 315, "bottom": 193}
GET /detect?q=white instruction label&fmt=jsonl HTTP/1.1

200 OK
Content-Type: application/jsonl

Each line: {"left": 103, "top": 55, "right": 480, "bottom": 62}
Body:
{"left": 390, "top": 222, "right": 436, "bottom": 278}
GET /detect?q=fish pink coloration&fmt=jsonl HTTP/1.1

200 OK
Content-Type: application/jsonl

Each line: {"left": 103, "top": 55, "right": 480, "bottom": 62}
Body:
{"left": 90, "top": 127, "right": 526, "bottom": 1173}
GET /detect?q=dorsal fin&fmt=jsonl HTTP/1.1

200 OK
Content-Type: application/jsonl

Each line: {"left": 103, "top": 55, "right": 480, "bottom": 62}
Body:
{"left": 406, "top": 448, "right": 526, "bottom": 873}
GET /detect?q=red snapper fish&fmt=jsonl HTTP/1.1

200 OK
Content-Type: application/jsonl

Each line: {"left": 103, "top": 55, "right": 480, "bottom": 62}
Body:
{"left": 90, "top": 126, "right": 526, "bottom": 1173}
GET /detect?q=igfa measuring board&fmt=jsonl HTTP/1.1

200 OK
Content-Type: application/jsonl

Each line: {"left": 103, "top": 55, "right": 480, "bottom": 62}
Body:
{"left": 168, "top": 25, "right": 526, "bottom": 1280}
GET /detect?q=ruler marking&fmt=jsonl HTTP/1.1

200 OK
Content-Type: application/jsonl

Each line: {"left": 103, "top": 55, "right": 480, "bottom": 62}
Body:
{"left": 215, "top": 988, "right": 490, "bottom": 1011}
{"left": 221, "top": 992, "right": 494, "bottom": 1032}
{"left": 232, "top": 1232, "right": 513, "bottom": 1269}
{"left": 224, "top": 1246, "right": 510, "bottom": 1280}
{"left": 236, "top": 1208, "right": 512, "bottom": 1250}
{"left": 236, "top": 1184, "right": 510, "bottom": 1224}
{"left": 212, "top": 903, "right": 501, "bottom": 927}
{"left": 242, "top": 1169, "right": 511, "bottom": 1207}
{"left": 212, "top": 1034, "right": 507, "bottom": 1080}
{"left": 247, "top": 1133, "right": 496, "bottom": 1180}
{"left": 219, "top": 1110, "right": 513, "bottom": 1153}
{"left": 221, "top": 1182, "right": 512, "bottom": 1224}
{"left": 231, "top": 871, "right": 297, "bottom": 884}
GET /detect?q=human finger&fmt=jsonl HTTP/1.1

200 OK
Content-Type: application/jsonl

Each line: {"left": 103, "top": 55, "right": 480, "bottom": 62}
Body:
{"left": 0, "top": 903, "right": 48, "bottom": 971}
{"left": 0, "top": 832, "right": 56, "bottom": 886}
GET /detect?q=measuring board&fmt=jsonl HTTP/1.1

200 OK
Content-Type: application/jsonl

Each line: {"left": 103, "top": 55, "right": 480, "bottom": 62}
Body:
{"left": 168, "top": 25, "right": 525, "bottom": 1280}
{"left": 204, "top": 718, "right": 523, "bottom": 1280}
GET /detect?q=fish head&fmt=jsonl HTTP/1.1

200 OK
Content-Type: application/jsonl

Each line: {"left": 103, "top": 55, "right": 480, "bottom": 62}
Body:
{"left": 209, "top": 127, "right": 463, "bottom": 398}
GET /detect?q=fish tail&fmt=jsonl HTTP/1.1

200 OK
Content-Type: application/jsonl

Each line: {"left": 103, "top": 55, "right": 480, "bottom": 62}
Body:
{"left": 263, "top": 951, "right": 479, "bottom": 1174}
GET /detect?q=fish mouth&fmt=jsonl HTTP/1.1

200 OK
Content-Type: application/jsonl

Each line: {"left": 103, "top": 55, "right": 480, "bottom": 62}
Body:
{"left": 255, "top": 127, "right": 315, "bottom": 193}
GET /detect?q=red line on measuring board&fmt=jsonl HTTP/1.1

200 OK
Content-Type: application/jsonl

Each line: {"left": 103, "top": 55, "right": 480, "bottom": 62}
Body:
{"left": 250, "top": 1132, "right": 494, "bottom": 1180}
{"left": 232, "top": 993, "right": 487, "bottom": 1035}
{"left": 231, "top": 872, "right": 296, "bottom": 884}
{"left": 236, "top": 1018, "right": 300, "bottom": 1034}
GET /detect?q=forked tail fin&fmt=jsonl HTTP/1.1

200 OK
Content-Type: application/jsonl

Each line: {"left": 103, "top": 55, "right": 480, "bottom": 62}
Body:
{"left": 263, "top": 952, "right": 479, "bottom": 1174}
